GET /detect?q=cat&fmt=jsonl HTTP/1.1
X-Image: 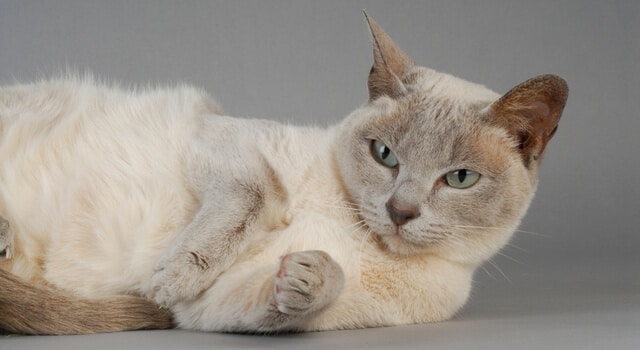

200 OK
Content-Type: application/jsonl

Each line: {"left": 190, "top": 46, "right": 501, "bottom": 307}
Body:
{"left": 0, "top": 13, "right": 567, "bottom": 334}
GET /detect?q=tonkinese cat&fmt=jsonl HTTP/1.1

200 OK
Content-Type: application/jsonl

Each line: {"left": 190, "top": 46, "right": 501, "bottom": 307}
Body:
{"left": 0, "top": 14, "right": 567, "bottom": 334}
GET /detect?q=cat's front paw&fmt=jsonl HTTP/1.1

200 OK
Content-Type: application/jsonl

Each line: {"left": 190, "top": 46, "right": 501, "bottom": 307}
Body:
{"left": 273, "top": 250, "right": 345, "bottom": 316}
{"left": 0, "top": 217, "right": 14, "bottom": 260}
{"left": 151, "top": 250, "right": 215, "bottom": 308}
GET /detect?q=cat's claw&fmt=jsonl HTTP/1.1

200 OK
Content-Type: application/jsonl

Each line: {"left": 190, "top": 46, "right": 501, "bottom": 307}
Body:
{"left": 0, "top": 217, "right": 14, "bottom": 260}
{"left": 273, "top": 250, "right": 345, "bottom": 316}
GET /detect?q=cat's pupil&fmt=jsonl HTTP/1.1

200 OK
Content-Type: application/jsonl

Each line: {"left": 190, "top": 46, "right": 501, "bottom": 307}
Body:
{"left": 380, "top": 145, "right": 390, "bottom": 159}
{"left": 457, "top": 169, "right": 467, "bottom": 183}
{"left": 444, "top": 169, "right": 480, "bottom": 189}
{"left": 370, "top": 140, "right": 399, "bottom": 168}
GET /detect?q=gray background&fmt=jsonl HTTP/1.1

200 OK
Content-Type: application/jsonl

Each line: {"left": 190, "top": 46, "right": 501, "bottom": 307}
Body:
{"left": 1, "top": 1, "right": 638, "bottom": 349}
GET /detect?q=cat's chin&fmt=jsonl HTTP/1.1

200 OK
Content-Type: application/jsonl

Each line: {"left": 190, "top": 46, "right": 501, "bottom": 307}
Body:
{"left": 359, "top": 219, "right": 427, "bottom": 255}
{"left": 376, "top": 230, "right": 428, "bottom": 256}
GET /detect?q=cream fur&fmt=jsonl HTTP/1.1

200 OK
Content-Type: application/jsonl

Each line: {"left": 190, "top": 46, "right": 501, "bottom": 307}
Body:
{"left": 0, "top": 18, "right": 567, "bottom": 333}
{"left": 0, "top": 74, "right": 501, "bottom": 331}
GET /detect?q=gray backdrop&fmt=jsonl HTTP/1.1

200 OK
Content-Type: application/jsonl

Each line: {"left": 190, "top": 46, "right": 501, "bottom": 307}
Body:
{"left": 1, "top": 1, "right": 638, "bottom": 349}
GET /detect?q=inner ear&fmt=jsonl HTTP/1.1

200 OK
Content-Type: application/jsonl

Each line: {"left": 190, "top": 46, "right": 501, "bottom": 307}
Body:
{"left": 489, "top": 74, "right": 568, "bottom": 166}
{"left": 363, "top": 12, "right": 415, "bottom": 101}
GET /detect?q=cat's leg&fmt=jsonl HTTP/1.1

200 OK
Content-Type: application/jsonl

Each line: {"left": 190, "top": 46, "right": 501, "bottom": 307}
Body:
{"left": 152, "top": 135, "right": 287, "bottom": 308}
{"left": 175, "top": 250, "right": 345, "bottom": 332}
{"left": 151, "top": 183, "right": 265, "bottom": 307}
{"left": 0, "top": 216, "right": 13, "bottom": 260}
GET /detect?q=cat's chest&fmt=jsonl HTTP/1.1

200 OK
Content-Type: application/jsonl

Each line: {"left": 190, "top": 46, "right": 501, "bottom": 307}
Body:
{"left": 356, "top": 246, "right": 426, "bottom": 300}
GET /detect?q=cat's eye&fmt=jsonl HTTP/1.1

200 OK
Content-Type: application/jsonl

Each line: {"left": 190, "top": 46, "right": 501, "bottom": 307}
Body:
{"left": 443, "top": 169, "right": 480, "bottom": 189}
{"left": 370, "top": 140, "right": 398, "bottom": 168}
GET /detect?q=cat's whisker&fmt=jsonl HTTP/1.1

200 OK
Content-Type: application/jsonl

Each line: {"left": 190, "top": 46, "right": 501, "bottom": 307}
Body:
{"left": 505, "top": 242, "right": 528, "bottom": 253}
{"left": 345, "top": 219, "right": 367, "bottom": 231}
{"left": 453, "top": 225, "right": 509, "bottom": 230}
{"left": 453, "top": 225, "right": 549, "bottom": 238}
{"left": 486, "top": 259, "right": 511, "bottom": 283}
{"left": 481, "top": 265, "right": 497, "bottom": 280}
{"left": 357, "top": 227, "right": 373, "bottom": 266}
{"left": 496, "top": 251, "right": 523, "bottom": 265}
{"left": 513, "top": 228, "right": 550, "bottom": 238}
{"left": 316, "top": 201, "right": 360, "bottom": 212}
{"left": 350, "top": 224, "right": 368, "bottom": 236}
{"left": 435, "top": 235, "right": 465, "bottom": 252}
{"left": 325, "top": 206, "right": 360, "bottom": 212}
{"left": 347, "top": 219, "right": 370, "bottom": 265}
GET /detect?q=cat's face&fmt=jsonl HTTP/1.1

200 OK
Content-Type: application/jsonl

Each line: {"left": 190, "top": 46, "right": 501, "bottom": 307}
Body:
{"left": 335, "top": 15, "right": 567, "bottom": 265}
{"left": 337, "top": 68, "right": 533, "bottom": 264}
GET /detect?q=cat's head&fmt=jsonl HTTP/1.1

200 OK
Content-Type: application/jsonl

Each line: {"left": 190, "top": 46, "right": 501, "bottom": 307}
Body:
{"left": 335, "top": 14, "right": 568, "bottom": 266}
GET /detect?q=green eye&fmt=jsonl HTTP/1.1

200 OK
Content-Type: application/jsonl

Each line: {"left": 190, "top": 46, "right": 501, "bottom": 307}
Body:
{"left": 370, "top": 140, "right": 399, "bottom": 168}
{"left": 444, "top": 169, "right": 480, "bottom": 189}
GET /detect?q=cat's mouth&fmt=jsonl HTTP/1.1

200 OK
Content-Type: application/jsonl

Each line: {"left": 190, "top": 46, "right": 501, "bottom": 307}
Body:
{"left": 362, "top": 215, "right": 451, "bottom": 256}
{"left": 357, "top": 209, "right": 432, "bottom": 255}
{"left": 366, "top": 222, "right": 427, "bottom": 255}
{"left": 378, "top": 230, "right": 424, "bottom": 255}
{"left": 382, "top": 228, "right": 410, "bottom": 246}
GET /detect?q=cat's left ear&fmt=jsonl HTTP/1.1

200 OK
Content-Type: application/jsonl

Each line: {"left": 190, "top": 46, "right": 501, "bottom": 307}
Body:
{"left": 488, "top": 74, "right": 569, "bottom": 166}
{"left": 363, "top": 11, "right": 416, "bottom": 101}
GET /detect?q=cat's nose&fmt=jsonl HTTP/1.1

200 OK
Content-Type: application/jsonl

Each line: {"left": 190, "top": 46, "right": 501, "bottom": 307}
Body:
{"left": 386, "top": 198, "right": 420, "bottom": 226}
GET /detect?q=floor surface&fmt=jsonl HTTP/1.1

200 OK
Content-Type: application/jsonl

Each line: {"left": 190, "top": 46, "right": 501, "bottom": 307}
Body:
{"left": 3, "top": 257, "right": 638, "bottom": 350}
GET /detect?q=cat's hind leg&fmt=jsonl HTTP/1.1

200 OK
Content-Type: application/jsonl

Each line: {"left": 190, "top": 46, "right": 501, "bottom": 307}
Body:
{"left": 0, "top": 216, "right": 13, "bottom": 260}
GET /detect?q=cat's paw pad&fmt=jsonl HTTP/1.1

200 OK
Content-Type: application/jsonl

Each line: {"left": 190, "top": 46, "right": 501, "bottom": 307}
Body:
{"left": 151, "top": 250, "right": 214, "bottom": 307}
{"left": 273, "top": 250, "right": 345, "bottom": 316}
{"left": 0, "top": 217, "right": 14, "bottom": 260}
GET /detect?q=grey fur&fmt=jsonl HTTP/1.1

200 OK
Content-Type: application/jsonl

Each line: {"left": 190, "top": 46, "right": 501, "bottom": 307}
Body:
{"left": 0, "top": 15, "right": 568, "bottom": 335}
{"left": 0, "top": 217, "right": 12, "bottom": 259}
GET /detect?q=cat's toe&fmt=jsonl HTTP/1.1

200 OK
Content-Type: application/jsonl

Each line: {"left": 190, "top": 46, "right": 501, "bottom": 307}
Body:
{"left": 273, "top": 250, "right": 344, "bottom": 316}
{"left": 151, "top": 251, "right": 215, "bottom": 307}
{"left": 150, "top": 269, "right": 179, "bottom": 308}
{"left": 0, "top": 217, "right": 14, "bottom": 260}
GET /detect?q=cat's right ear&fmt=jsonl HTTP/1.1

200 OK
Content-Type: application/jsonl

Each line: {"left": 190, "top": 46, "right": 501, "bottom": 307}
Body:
{"left": 488, "top": 74, "right": 569, "bottom": 166}
{"left": 363, "top": 11, "right": 415, "bottom": 101}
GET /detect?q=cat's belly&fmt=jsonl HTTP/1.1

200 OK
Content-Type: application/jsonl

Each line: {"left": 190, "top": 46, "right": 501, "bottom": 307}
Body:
{"left": 2, "top": 162, "right": 199, "bottom": 297}
{"left": 1, "top": 157, "right": 199, "bottom": 298}
{"left": 0, "top": 122, "right": 200, "bottom": 298}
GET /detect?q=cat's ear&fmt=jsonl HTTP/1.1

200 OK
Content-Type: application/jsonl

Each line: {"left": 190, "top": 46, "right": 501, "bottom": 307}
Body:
{"left": 363, "top": 11, "right": 416, "bottom": 101}
{"left": 489, "top": 74, "right": 568, "bottom": 166}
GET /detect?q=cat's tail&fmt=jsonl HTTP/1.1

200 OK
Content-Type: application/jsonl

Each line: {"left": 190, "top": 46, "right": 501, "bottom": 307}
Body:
{"left": 0, "top": 268, "right": 173, "bottom": 335}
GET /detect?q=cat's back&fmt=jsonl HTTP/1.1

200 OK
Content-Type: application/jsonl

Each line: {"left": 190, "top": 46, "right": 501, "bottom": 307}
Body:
{"left": 0, "top": 78, "right": 221, "bottom": 214}
{"left": 0, "top": 78, "right": 220, "bottom": 293}
{"left": 0, "top": 77, "right": 221, "bottom": 141}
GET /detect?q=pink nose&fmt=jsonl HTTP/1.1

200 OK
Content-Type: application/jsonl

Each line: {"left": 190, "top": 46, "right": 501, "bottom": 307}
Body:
{"left": 386, "top": 198, "right": 420, "bottom": 226}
